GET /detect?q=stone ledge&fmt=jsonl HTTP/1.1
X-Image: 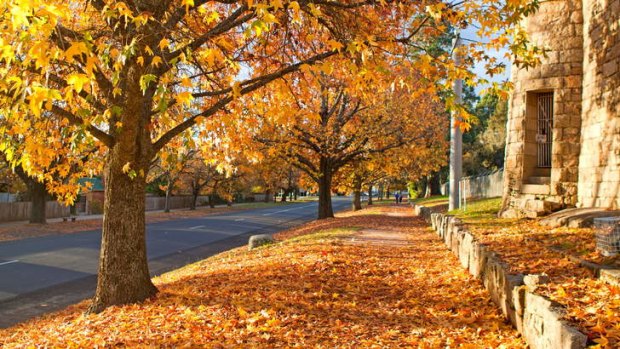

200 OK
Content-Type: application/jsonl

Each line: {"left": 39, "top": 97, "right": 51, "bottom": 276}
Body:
{"left": 426, "top": 209, "right": 587, "bottom": 349}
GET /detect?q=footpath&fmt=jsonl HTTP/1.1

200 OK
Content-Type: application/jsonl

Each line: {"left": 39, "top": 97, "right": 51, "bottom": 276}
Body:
{"left": 0, "top": 204, "right": 524, "bottom": 348}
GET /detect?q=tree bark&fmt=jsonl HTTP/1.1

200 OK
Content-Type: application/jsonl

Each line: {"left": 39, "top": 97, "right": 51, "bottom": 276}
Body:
{"left": 190, "top": 187, "right": 199, "bottom": 210}
{"left": 12, "top": 164, "right": 47, "bottom": 224}
{"left": 264, "top": 189, "right": 271, "bottom": 203}
{"left": 367, "top": 184, "right": 373, "bottom": 205}
{"left": 28, "top": 180, "right": 47, "bottom": 224}
{"left": 89, "top": 156, "right": 156, "bottom": 313}
{"left": 424, "top": 175, "right": 432, "bottom": 198}
{"left": 88, "top": 69, "right": 157, "bottom": 313}
{"left": 317, "top": 158, "right": 334, "bottom": 219}
{"left": 430, "top": 172, "right": 442, "bottom": 195}
{"left": 164, "top": 181, "right": 172, "bottom": 213}
{"left": 352, "top": 175, "right": 362, "bottom": 211}
{"left": 209, "top": 181, "right": 219, "bottom": 208}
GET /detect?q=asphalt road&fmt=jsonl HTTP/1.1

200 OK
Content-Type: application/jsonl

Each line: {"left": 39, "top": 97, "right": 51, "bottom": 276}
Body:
{"left": 0, "top": 197, "right": 351, "bottom": 328}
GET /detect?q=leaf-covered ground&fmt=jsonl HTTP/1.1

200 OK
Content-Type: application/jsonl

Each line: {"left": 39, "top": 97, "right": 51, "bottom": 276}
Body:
{"left": 0, "top": 205, "right": 524, "bottom": 348}
{"left": 448, "top": 198, "right": 620, "bottom": 347}
{"left": 0, "top": 202, "right": 297, "bottom": 243}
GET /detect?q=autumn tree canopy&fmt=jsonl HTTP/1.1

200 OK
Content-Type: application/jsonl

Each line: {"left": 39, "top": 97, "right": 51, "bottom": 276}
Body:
{"left": 0, "top": 0, "right": 543, "bottom": 312}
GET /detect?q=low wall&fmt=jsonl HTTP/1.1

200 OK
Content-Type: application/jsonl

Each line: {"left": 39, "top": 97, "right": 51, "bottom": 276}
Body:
{"left": 0, "top": 201, "right": 70, "bottom": 223}
{"left": 417, "top": 207, "right": 587, "bottom": 349}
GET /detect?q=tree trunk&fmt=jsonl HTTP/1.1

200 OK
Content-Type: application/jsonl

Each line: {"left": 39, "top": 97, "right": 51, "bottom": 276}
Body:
{"left": 352, "top": 190, "right": 362, "bottom": 211}
{"left": 293, "top": 188, "right": 298, "bottom": 201}
{"left": 424, "top": 175, "right": 432, "bottom": 198}
{"left": 164, "top": 183, "right": 172, "bottom": 213}
{"left": 28, "top": 180, "right": 47, "bottom": 224}
{"left": 430, "top": 172, "right": 442, "bottom": 195}
{"left": 88, "top": 73, "right": 157, "bottom": 313}
{"left": 189, "top": 187, "right": 199, "bottom": 210}
{"left": 352, "top": 175, "right": 362, "bottom": 211}
{"left": 280, "top": 189, "right": 287, "bottom": 202}
{"left": 264, "top": 189, "right": 271, "bottom": 203}
{"left": 89, "top": 157, "right": 156, "bottom": 313}
{"left": 317, "top": 158, "right": 334, "bottom": 219}
{"left": 367, "top": 184, "right": 373, "bottom": 205}
{"left": 378, "top": 183, "right": 384, "bottom": 200}
{"left": 209, "top": 182, "right": 218, "bottom": 208}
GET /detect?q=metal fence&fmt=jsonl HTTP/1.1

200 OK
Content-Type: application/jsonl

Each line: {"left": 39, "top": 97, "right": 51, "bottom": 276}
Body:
{"left": 441, "top": 169, "right": 504, "bottom": 200}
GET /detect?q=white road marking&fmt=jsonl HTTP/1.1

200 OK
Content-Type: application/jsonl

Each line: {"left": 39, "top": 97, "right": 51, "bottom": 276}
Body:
{"left": 262, "top": 204, "right": 315, "bottom": 216}
{"left": 188, "top": 225, "right": 205, "bottom": 230}
{"left": 235, "top": 218, "right": 245, "bottom": 221}
{"left": 0, "top": 260, "right": 19, "bottom": 266}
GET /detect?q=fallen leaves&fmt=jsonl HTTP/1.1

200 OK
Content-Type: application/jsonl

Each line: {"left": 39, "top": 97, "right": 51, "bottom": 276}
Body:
{"left": 451, "top": 198, "right": 620, "bottom": 348}
{"left": 0, "top": 205, "right": 524, "bottom": 348}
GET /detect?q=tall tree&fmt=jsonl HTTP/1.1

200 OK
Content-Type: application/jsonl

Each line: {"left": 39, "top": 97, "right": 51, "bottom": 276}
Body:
{"left": 248, "top": 68, "right": 443, "bottom": 219}
{"left": 0, "top": 0, "right": 543, "bottom": 311}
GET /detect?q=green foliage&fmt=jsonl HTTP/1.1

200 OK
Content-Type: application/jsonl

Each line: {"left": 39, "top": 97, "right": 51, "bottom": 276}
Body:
{"left": 407, "top": 182, "right": 419, "bottom": 200}
{"left": 463, "top": 93, "right": 508, "bottom": 175}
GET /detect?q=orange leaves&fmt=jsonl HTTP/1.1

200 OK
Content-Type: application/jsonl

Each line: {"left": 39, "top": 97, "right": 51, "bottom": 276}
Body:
{"left": 0, "top": 206, "right": 526, "bottom": 347}
{"left": 454, "top": 198, "right": 620, "bottom": 347}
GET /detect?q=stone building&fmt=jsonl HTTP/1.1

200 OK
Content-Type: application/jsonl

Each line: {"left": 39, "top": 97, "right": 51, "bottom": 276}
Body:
{"left": 501, "top": 0, "right": 620, "bottom": 218}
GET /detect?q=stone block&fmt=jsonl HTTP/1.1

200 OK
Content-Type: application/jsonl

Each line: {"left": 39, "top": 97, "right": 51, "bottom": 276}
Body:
{"left": 524, "top": 273, "right": 551, "bottom": 291}
{"left": 248, "top": 234, "right": 275, "bottom": 250}
{"left": 468, "top": 241, "right": 487, "bottom": 278}
{"left": 522, "top": 292, "right": 587, "bottom": 349}
{"left": 600, "top": 269, "right": 620, "bottom": 286}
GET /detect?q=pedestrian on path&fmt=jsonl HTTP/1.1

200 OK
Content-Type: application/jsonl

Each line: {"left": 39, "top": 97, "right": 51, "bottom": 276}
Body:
{"left": 395, "top": 192, "right": 400, "bottom": 204}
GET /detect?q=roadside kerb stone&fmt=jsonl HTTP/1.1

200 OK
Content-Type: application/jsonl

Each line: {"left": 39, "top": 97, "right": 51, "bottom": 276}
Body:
{"left": 415, "top": 205, "right": 588, "bottom": 349}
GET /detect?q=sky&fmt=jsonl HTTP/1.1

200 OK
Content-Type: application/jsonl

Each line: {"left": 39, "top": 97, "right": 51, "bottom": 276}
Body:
{"left": 461, "top": 25, "right": 512, "bottom": 92}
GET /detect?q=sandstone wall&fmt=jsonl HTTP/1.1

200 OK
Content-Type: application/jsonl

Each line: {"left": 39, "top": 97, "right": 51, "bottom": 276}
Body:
{"left": 578, "top": 0, "right": 620, "bottom": 208}
{"left": 503, "top": 0, "right": 584, "bottom": 207}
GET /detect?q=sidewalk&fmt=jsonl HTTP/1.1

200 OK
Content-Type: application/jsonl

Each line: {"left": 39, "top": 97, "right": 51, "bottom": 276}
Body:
{"left": 0, "top": 204, "right": 525, "bottom": 348}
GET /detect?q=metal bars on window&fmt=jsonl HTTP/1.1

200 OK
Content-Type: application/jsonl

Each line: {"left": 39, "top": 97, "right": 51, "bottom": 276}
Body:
{"left": 537, "top": 93, "right": 553, "bottom": 168}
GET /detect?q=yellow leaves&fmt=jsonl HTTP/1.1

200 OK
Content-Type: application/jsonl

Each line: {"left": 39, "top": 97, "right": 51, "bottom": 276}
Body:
{"left": 158, "top": 38, "right": 170, "bottom": 51}
{"left": 64, "top": 42, "right": 90, "bottom": 63}
{"left": 122, "top": 162, "right": 137, "bottom": 179}
{"left": 180, "top": 76, "right": 193, "bottom": 88}
{"left": 231, "top": 81, "right": 242, "bottom": 99}
{"left": 327, "top": 40, "right": 344, "bottom": 51}
{"left": 151, "top": 55, "right": 163, "bottom": 67}
{"left": 249, "top": 20, "right": 268, "bottom": 37}
{"left": 175, "top": 91, "right": 194, "bottom": 106}
{"left": 9, "top": 2, "right": 31, "bottom": 30}
{"left": 66, "top": 73, "right": 90, "bottom": 93}
{"left": 181, "top": 0, "right": 195, "bottom": 12}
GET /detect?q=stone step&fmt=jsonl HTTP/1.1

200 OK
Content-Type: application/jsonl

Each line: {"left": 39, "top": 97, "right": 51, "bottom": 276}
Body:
{"left": 527, "top": 176, "right": 551, "bottom": 185}
{"left": 521, "top": 184, "right": 550, "bottom": 195}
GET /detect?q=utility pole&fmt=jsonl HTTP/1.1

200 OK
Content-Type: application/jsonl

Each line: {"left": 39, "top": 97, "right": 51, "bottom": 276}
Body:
{"left": 449, "top": 34, "right": 463, "bottom": 211}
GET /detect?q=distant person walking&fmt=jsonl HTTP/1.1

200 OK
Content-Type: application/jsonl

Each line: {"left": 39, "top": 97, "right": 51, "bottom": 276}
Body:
{"left": 395, "top": 192, "right": 400, "bottom": 204}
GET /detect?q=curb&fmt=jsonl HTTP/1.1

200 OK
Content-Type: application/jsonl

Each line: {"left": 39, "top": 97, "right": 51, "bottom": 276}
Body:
{"left": 413, "top": 204, "right": 588, "bottom": 349}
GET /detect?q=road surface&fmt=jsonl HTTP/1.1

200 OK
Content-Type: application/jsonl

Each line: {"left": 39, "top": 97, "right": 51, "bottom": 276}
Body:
{"left": 0, "top": 197, "right": 351, "bottom": 328}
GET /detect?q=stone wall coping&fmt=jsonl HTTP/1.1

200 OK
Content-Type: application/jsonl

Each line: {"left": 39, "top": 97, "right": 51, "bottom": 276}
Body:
{"left": 420, "top": 205, "right": 588, "bottom": 349}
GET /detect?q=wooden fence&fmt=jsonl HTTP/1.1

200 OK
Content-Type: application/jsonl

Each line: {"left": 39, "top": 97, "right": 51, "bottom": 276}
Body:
{"left": 0, "top": 195, "right": 212, "bottom": 223}
{"left": 0, "top": 201, "right": 70, "bottom": 223}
